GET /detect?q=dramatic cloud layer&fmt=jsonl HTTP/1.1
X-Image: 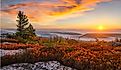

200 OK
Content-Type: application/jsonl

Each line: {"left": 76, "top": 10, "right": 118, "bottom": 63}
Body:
{"left": 1, "top": 0, "right": 112, "bottom": 23}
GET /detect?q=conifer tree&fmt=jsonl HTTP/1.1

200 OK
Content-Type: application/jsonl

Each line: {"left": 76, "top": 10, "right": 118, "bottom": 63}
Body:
{"left": 16, "top": 11, "right": 36, "bottom": 37}
{"left": 26, "top": 24, "right": 36, "bottom": 36}
{"left": 16, "top": 11, "right": 29, "bottom": 36}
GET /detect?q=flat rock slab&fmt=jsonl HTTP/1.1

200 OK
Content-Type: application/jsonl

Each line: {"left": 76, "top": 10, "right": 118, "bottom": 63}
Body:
{"left": 0, "top": 49, "right": 24, "bottom": 57}
{"left": 1, "top": 61, "right": 77, "bottom": 70}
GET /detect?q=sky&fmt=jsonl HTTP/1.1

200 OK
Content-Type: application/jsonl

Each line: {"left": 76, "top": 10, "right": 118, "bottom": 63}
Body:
{"left": 1, "top": 0, "right": 121, "bottom": 30}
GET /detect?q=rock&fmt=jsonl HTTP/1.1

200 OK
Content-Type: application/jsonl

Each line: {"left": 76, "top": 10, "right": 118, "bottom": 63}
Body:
{"left": 0, "top": 49, "right": 24, "bottom": 57}
{"left": 16, "top": 67, "right": 26, "bottom": 70}
{"left": 1, "top": 61, "right": 77, "bottom": 70}
{"left": 112, "top": 42, "right": 121, "bottom": 47}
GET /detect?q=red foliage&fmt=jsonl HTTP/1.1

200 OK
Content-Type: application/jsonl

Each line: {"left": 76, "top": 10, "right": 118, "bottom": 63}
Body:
{"left": 0, "top": 43, "right": 42, "bottom": 50}
{"left": 1, "top": 39, "right": 121, "bottom": 69}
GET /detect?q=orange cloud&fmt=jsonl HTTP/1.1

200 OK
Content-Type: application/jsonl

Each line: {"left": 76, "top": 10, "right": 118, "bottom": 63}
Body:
{"left": 1, "top": 0, "right": 112, "bottom": 23}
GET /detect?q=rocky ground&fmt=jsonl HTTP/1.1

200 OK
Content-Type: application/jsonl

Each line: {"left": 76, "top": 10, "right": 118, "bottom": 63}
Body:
{"left": 0, "top": 49, "right": 24, "bottom": 57}
{"left": 1, "top": 61, "right": 76, "bottom": 70}
{"left": 1, "top": 40, "right": 121, "bottom": 70}
{"left": 0, "top": 49, "right": 76, "bottom": 70}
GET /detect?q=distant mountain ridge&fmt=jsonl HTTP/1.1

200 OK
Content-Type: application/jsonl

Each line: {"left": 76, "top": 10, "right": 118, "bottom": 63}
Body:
{"left": 1, "top": 29, "right": 121, "bottom": 38}
{"left": 81, "top": 33, "right": 121, "bottom": 38}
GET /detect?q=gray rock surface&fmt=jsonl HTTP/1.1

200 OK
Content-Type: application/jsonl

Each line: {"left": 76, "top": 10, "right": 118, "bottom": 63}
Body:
{"left": 1, "top": 61, "right": 77, "bottom": 70}
{"left": 0, "top": 49, "right": 24, "bottom": 57}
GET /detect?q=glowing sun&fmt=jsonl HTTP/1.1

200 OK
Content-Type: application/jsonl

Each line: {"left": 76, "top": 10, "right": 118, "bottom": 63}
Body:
{"left": 98, "top": 25, "right": 104, "bottom": 30}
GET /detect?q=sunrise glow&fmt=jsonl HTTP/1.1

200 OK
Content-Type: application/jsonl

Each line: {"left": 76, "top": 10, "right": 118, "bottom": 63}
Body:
{"left": 1, "top": 0, "right": 121, "bottom": 69}
{"left": 1, "top": 0, "right": 121, "bottom": 30}
{"left": 98, "top": 25, "right": 104, "bottom": 31}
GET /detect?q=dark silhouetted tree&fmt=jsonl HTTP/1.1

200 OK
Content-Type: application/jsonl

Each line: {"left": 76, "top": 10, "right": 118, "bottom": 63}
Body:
{"left": 16, "top": 11, "right": 29, "bottom": 37}
{"left": 114, "top": 37, "right": 119, "bottom": 42}
{"left": 26, "top": 24, "right": 36, "bottom": 36}
{"left": 95, "top": 38, "right": 99, "bottom": 42}
{"left": 16, "top": 11, "right": 29, "bottom": 32}
{"left": 16, "top": 11, "right": 36, "bottom": 37}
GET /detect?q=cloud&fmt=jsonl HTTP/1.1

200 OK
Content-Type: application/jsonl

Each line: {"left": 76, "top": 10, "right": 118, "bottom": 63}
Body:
{"left": 1, "top": 0, "right": 112, "bottom": 23}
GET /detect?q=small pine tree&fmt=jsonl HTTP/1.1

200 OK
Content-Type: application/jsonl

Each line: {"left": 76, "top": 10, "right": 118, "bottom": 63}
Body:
{"left": 119, "top": 39, "right": 121, "bottom": 42}
{"left": 114, "top": 38, "right": 118, "bottom": 42}
{"left": 95, "top": 38, "right": 99, "bottom": 42}
{"left": 26, "top": 24, "right": 36, "bottom": 36}
{"left": 16, "top": 11, "right": 29, "bottom": 36}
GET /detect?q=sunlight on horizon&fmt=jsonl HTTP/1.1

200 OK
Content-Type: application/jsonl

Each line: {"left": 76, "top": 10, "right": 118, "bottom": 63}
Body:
{"left": 98, "top": 25, "right": 104, "bottom": 31}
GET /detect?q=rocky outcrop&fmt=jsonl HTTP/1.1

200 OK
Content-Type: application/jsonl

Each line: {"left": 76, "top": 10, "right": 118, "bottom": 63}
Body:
{"left": 1, "top": 61, "right": 76, "bottom": 70}
{"left": 0, "top": 49, "right": 24, "bottom": 57}
{"left": 112, "top": 42, "right": 121, "bottom": 47}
